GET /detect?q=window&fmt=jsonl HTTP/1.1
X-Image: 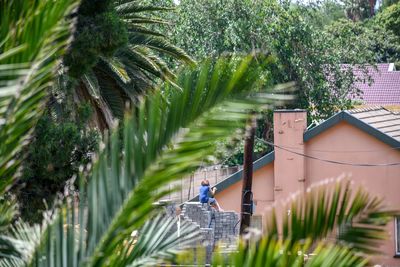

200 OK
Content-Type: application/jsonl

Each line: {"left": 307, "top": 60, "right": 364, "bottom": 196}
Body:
{"left": 395, "top": 217, "right": 400, "bottom": 255}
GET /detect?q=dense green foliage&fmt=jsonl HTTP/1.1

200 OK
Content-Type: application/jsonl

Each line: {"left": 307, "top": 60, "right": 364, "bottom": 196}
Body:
{"left": 377, "top": 2, "right": 400, "bottom": 38}
{"left": 16, "top": 105, "right": 99, "bottom": 223}
{"left": 166, "top": 0, "right": 366, "bottom": 120}
{"left": 161, "top": 0, "right": 364, "bottom": 164}
{"left": 64, "top": 0, "right": 128, "bottom": 77}
{"left": 326, "top": 5, "right": 400, "bottom": 66}
{"left": 381, "top": 0, "right": 400, "bottom": 9}
{"left": 300, "top": 1, "right": 347, "bottom": 28}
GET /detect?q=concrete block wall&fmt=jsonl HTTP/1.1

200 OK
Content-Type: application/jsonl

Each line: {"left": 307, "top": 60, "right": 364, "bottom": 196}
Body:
{"left": 212, "top": 211, "right": 239, "bottom": 243}
{"left": 161, "top": 202, "right": 239, "bottom": 264}
{"left": 180, "top": 202, "right": 239, "bottom": 263}
{"left": 181, "top": 203, "right": 239, "bottom": 241}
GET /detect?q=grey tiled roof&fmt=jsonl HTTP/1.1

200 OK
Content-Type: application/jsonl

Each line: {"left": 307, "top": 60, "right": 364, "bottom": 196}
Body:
{"left": 349, "top": 106, "right": 400, "bottom": 141}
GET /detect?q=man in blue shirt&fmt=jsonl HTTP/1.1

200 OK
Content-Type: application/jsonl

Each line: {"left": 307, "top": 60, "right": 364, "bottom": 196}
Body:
{"left": 199, "top": 179, "right": 223, "bottom": 211}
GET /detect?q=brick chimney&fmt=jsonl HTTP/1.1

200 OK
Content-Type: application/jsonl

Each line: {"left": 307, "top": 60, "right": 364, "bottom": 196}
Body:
{"left": 273, "top": 110, "right": 307, "bottom": 201}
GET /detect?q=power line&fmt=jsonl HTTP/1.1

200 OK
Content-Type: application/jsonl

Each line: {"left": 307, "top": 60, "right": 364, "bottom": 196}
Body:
{"left": 256, "top": 137, "right": 400, "bottom": 167}
{"left": 255, "top": 137, "right": 400, "bottom": 153}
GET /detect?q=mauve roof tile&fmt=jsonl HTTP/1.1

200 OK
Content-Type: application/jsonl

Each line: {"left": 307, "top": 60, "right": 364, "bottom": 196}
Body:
{"left": 349, "top": 64, "right": 400, "bottom": 104}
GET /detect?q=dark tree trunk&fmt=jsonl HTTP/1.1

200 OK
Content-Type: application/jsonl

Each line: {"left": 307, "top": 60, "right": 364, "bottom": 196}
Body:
{"left": 240, "top": 116, "right": 256, "bottom": 235}
{"left": 369, "top": 0, "right": 376, "bottom": 16}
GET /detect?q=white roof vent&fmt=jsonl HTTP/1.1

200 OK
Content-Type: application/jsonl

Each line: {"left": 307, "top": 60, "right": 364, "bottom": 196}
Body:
{"left": 388, "top": 63, "right": 395, "bottom": 71}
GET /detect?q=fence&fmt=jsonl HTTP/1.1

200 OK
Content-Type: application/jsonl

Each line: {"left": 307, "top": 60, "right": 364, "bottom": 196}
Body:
{"left": 160, "top": 165, "right": 240, "bottom": 203}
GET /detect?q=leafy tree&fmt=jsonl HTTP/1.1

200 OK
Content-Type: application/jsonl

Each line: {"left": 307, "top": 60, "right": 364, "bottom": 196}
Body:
{"left": 376, "top": 2, "right": 400, "bottom": 38}
{"left": 342, "top": 0, "right": 376, "bottom": 21}
{"left": 325, "top": 17, "right": 400, "bottom": 65}
{"left": 165, "top": 0, "right": 375, "bottom": 165}
{"left": 16, "top": 104, "right": 99, "bottom": 223}
{"left": 297, "top": 0, "right": 347, "bottom": 28}
{"left": 168, "top": 0, "right": 371, "bottom": 121}
{"left": 380, "top": 0, "right": 400, "bottom": 9}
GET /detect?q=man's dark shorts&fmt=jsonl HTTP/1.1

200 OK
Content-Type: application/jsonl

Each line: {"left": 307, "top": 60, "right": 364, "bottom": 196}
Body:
{"left": 208, "top": 198, "right": 216, "bottom": 205}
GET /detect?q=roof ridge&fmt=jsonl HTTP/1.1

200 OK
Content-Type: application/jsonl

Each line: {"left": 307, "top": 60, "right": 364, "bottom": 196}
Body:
{"left": 348, "top": 105, "right": 385, "bottom": 113}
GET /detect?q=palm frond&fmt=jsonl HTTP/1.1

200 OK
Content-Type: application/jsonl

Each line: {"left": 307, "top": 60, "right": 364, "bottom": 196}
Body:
{"left": 122, "top": 215, "right": 200, "bottom": 267}
{"left": 94, "top": 63, "right": 127, "bottom": 119}
{"left": 28, "top": 55, "right": 293, "bottom": 266}
{"left": 81, "top": 70, "right": 102, "bottom": 101}
{"left": 104, "top": 57, "right": 131, "bottom": 84}
{"left": 122, "top": 16, "right": 170, "bottom": 25}
{"left": 76, "top": 0, "right": 195, "bottom": 129}
{"left": 0, "top": 222, "right": 41, "bottom": 267}
{"left": 115, "top": 2, "right": 174, "bottom": 16}
{"left": 127, "top": 24, "right": 166, "bottom": 37}
{"left": 212, "top": 237, "right": 368, "bottom": 267}
{"left": 0, "top": 1, "right": 78, "bottom": 262}
{"left": 128, "top": 35, "right": 194, "bottom": 65}
{"left": 0, "top": 0, "right": 78, "bottom": 190}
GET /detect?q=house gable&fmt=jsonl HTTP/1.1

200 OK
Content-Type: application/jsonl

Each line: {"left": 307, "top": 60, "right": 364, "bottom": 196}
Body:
{"left": 188, "top": 109, "right": 400, "bottom": 201}
{"left": 304, "top": 111, "right": 400, "bottom": 149}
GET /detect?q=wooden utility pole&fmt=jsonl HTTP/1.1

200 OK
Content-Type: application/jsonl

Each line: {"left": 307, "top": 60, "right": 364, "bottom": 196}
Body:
{"left": 240, "top": 116, "right": 256, "bottom": 234}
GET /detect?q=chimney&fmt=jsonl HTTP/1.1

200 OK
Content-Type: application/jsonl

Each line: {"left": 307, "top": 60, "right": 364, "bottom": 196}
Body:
{"left": 273, "top": 110, "right": 307, "bottom": 201}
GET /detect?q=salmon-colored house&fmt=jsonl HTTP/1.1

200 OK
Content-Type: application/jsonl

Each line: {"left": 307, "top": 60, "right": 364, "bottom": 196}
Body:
{"left": 192, "top": 106, "right": 400, "bottom": 265}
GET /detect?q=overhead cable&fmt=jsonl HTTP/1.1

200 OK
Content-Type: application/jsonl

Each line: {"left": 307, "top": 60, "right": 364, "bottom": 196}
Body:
{"left": 256, "top": 137, "right": 400, "bottom": 167}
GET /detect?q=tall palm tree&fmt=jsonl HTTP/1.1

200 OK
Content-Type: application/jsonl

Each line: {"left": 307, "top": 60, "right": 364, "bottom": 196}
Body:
{"left": 66, "top": 0, "right": 195, "bottom": 130}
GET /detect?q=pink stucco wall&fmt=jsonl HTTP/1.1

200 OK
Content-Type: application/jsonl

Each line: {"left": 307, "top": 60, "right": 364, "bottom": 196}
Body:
{"left": 214, "top": 111, "right": 400, "bottom": 266}
{"left": 216, "top": 164, "right": 275, "bottom": 215}
{"left": 305, "top": 121, "right": 400, "bottom": 265}
{"left": 274, "top": 111, "right": 307, "bottom": 200}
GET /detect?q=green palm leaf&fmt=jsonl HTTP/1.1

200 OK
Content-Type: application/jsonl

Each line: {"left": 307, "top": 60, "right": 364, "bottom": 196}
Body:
{"left": 0, "top": 222, "right": 41, "bottom": 266}
{"left": 26, "top": 55, "right": 293, "bottom": 266}
{"left": 123, "top": 215, "right": 200, "bottom": 267}
{"left": 0, "top": 0, "right": 78, "bottom": 264}
{"left": 0, "top": 0, "right": 78, "bottom": 189}
{"left": 212, "top": 238, "right": 368, "bottom": 267}
{"left": 73, "top": 0, "right": 195, "bottom": 129}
